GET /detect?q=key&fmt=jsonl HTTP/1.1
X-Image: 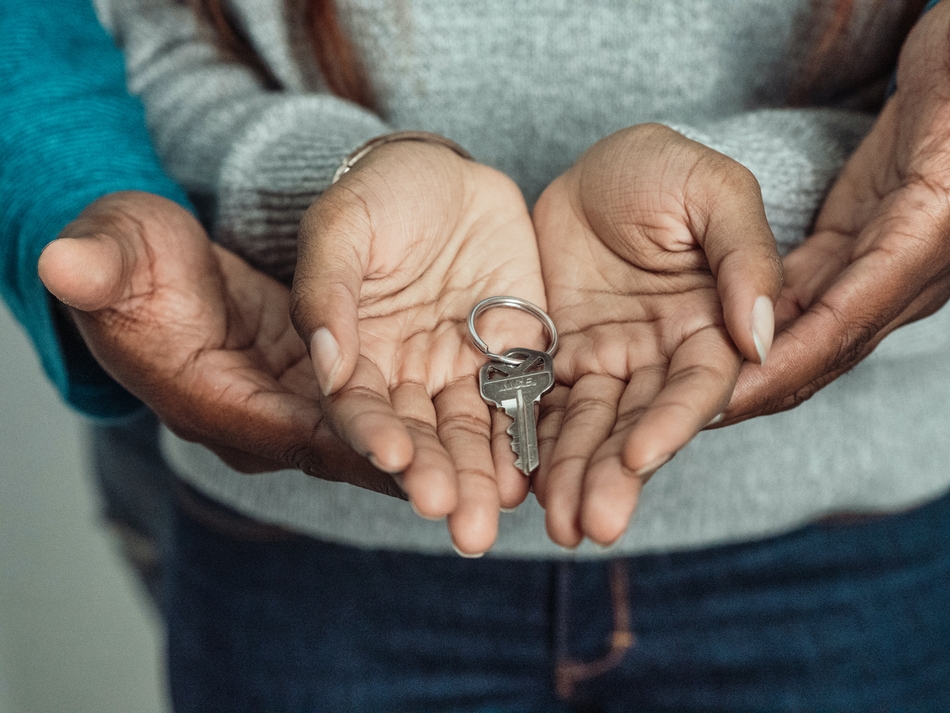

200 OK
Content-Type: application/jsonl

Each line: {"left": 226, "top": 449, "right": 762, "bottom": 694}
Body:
{"left": 479, "top": 348, "right": 554, "bottom": 475}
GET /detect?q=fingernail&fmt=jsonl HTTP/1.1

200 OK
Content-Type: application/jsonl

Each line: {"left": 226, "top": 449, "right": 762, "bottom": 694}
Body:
{"left": 634, "top": 453, "right": 672, "bottom": 479}
{"left": 500, "top": 506, "right": 519, "bottom": 514}
{"left": 594, "top": 534, "right": 624, "bottom": 551}
{"left": 310, "top": 328, "right": 342, "bottom": 396}
{"left": 410, "top": 500, "right": 446, "bottom": 522}
{"left": 452, "top": 543, "right": 485, "bottom": 559}
{"left": 706, "top": 412, "right": 725, "bottom": 428}
{"left": 750, "top": 295, "right": 774, "bottom": 366}
{"left": 368, "top": 453, "right": 402, "bottom": 477}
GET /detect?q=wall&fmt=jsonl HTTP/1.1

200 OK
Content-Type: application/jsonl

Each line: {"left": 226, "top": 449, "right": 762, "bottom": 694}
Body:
{"left": 0, "top": 304, "right": 167, "bottom": 713}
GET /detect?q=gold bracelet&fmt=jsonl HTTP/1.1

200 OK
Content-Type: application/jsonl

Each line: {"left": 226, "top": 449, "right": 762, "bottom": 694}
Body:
{"left": 331, "top": 131, "right": 474, "bottom": 184}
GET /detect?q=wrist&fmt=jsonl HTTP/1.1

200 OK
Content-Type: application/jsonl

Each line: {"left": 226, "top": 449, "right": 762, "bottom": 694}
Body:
{"left": 332, "top": 131, "right": 473, "bottom": 183}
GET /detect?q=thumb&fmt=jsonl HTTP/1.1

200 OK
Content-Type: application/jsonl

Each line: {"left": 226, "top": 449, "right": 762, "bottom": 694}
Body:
{"left": 38, "top": 230, "right": 136, "bottom": 313}
{"left": 291, "top": 192, "right": 368, "bottom": 397}
{"left": 690, "top": 163, "right": 783, "bottom": 365}
{"left": 38, "top": 191, "right": 205, "bottom": 314}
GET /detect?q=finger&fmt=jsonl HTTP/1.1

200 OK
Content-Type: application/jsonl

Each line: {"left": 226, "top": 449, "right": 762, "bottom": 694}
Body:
{"left": 162, "top": 382, "right": 366, "bottom": 483}
{"left": 621, "top": 326, "right": 740, "bottom": 471}
{"left": 727, "top": 284, "right": 903, "bottom": 423}
{"left": 580, "top": 431, "right": 649, "bottom": 546}
{"left": 194, "top": 405, "right": 402, "bottom": 498}
{"left": 38, "top": 192, "right": 208, "bottom": 313}
{"left": 538, "top": 374, "right": 625, "bottom": 549}
{"left": 577, "top": 358, "right": 674, "bottom": 543}
{"left": 291, "top": 192, "right": 371, "bottom": 396}
{"left": 322, "top": 354, "right": 414, "bottom": 473}
{"left": 435, "top": 377, "right": 499, "bottom": 556}
{"left": 535, "top": 383, "right": 570, "bottom": 497}
{"left": 390, "top": 381, "right": 458, "bottom": 519}
{"left": 727, "top": 220, "right": 946, "bottom": 422}
{"left": 778, "top": 231, "right": 855, "bottom": 317}
{"left": 724, "top": 232, "right": 858, "bottom": 422}
{"left": 206, "top": 442, "right": 297, "bottom": 475}
{"left": 575, "top": 363, "right": 665, "bottom": 544}
{"left": 690, "top": 161, "right": 783, "bottom": 366}
{"left": 38, "top": 234, "right": 137, "bottom": 312}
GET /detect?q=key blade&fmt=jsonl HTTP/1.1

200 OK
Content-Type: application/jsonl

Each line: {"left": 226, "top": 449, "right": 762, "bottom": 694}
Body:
{"left": 518, "top": 394, "right": 540, "bottom": 474}
{"left": 502, "top": 402, "right": 520, "bottom": 422}
{"left": 506, "top": 418, "right": 527, "bottom": 473}
{"left": 478, "top": 349, "right": 554, "bottom": 476}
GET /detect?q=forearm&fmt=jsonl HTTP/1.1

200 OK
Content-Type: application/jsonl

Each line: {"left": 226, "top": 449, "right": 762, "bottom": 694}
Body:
{"left": 0, "top": 0, "right": 192, "bottom": 419}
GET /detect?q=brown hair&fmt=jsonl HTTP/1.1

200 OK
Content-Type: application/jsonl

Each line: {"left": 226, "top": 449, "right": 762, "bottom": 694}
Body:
{"left": 790, "top": 0, "right": 927, "bottom": 106}
{"left": 190, "top": 0, "right": 373, "bottom": 109}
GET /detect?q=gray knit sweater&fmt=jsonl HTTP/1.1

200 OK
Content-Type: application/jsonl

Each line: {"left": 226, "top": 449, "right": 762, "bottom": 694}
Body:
{"left": 95, "top": 0, "right": 950, "bottom": 557}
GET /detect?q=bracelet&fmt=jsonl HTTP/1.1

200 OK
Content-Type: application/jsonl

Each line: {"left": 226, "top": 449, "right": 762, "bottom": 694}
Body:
{"left": 331, "top": 131, "right": 474, "bottom": 184}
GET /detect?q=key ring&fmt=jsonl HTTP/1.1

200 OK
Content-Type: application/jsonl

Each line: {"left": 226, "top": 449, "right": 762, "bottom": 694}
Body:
{"left": 468, "top": 296, "right": 558, "bottom": 366}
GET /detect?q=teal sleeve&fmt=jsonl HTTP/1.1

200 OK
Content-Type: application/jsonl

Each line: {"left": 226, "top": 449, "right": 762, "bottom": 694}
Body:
{"left": 0, "top": 0, "right": 194, "bottom": 420}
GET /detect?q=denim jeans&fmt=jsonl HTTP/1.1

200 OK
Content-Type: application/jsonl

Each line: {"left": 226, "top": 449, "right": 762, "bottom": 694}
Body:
{"left": 164, "top": 486, "right": 950, "bottom": 713}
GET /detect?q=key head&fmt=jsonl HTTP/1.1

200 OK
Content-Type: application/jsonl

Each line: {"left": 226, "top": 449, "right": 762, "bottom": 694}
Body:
{"left": 479, "top": 348, "right": 554, "bottom": 408}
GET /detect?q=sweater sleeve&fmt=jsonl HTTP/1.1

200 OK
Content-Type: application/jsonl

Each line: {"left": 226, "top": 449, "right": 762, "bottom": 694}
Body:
{"left": 0, "top": 0, "right": 194, "bottom": 420}
{"left": 94, "top": 0, "right": 390, "bottom": 284}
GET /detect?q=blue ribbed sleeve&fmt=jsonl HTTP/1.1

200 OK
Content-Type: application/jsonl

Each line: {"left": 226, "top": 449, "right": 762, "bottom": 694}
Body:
{"left": 0, "top": 0, "right": 193, "bottom": 419}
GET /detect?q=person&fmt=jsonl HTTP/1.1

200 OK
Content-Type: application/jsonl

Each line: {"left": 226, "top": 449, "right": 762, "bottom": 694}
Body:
{"left": 95, "top": 0, "right": 950, "bottom": 709}
{"left": 3, "top": 0, "right": 949, "bottom": 711}
{"left": 1, "top": 0, "right": 387, "bottom": 595}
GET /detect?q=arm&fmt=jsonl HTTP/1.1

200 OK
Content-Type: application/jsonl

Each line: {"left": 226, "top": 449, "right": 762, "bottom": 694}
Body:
{"left": 0, "top": 0, "right": 192, "bottom": 419}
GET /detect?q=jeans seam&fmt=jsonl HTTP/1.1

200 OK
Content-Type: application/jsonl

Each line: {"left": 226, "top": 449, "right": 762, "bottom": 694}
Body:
{"left": 554, "top": 560, "right": 636, "bottom": 700}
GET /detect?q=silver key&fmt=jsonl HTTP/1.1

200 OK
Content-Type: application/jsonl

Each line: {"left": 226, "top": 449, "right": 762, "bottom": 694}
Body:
{"left": 479, "top": 348, "right": 554, "bottom": 475}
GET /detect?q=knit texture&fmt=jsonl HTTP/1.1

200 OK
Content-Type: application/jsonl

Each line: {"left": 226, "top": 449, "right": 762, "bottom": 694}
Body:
{"left": 0, "top": 0, "right": 193, "bottom": 419}
{"left": 98, "top": 0, "right": 950, "bottom": 556}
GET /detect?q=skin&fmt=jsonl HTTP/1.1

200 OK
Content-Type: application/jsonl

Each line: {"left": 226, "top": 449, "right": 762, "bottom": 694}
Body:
{"left": 725, "top": 2, "right": 950, "bottom": 423}
{"left": 292, "top": 130, "right": 782, "bottom": 554}
{"left": 38, "top": 191, "right": 392, "bottom": 495}
{"left": 38, "top": 5, "right": 950, "bottom": 555}
{"left": 290, "top": 141, "right": 546, "bottom": 555}
{"left": 532, "top": 124, "right": 782, "bottom": 547}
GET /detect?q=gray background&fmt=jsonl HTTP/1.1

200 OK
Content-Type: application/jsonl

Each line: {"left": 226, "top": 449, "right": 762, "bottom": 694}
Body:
{"left": 0, "top": 303, "right": 167, "bottom": 713}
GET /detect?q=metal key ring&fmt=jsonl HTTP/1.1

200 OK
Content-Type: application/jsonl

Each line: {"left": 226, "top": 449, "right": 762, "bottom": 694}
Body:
{"left": 468, "top": 296, "right": 558, "bottom": 366}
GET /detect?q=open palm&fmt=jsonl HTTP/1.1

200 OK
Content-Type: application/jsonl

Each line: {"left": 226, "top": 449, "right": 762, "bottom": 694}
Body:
{"left": 291, "top": 141, "right": 546, "bottom": 554}
{"left": 533, "top": 125, "right": 782, "bottom": 547}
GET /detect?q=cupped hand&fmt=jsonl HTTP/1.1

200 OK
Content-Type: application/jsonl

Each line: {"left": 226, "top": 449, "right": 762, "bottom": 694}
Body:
{"left": 532, "top": 124, "right": 782, "bottom": 547}
{"left": 290, "top": 140, "right": 546, "bottom": 555}
{"left": 726, "top": 3, "right": 950, "bottom": 422}
{"left": 38, "top": 191, "right": 388, "bottom": 493}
